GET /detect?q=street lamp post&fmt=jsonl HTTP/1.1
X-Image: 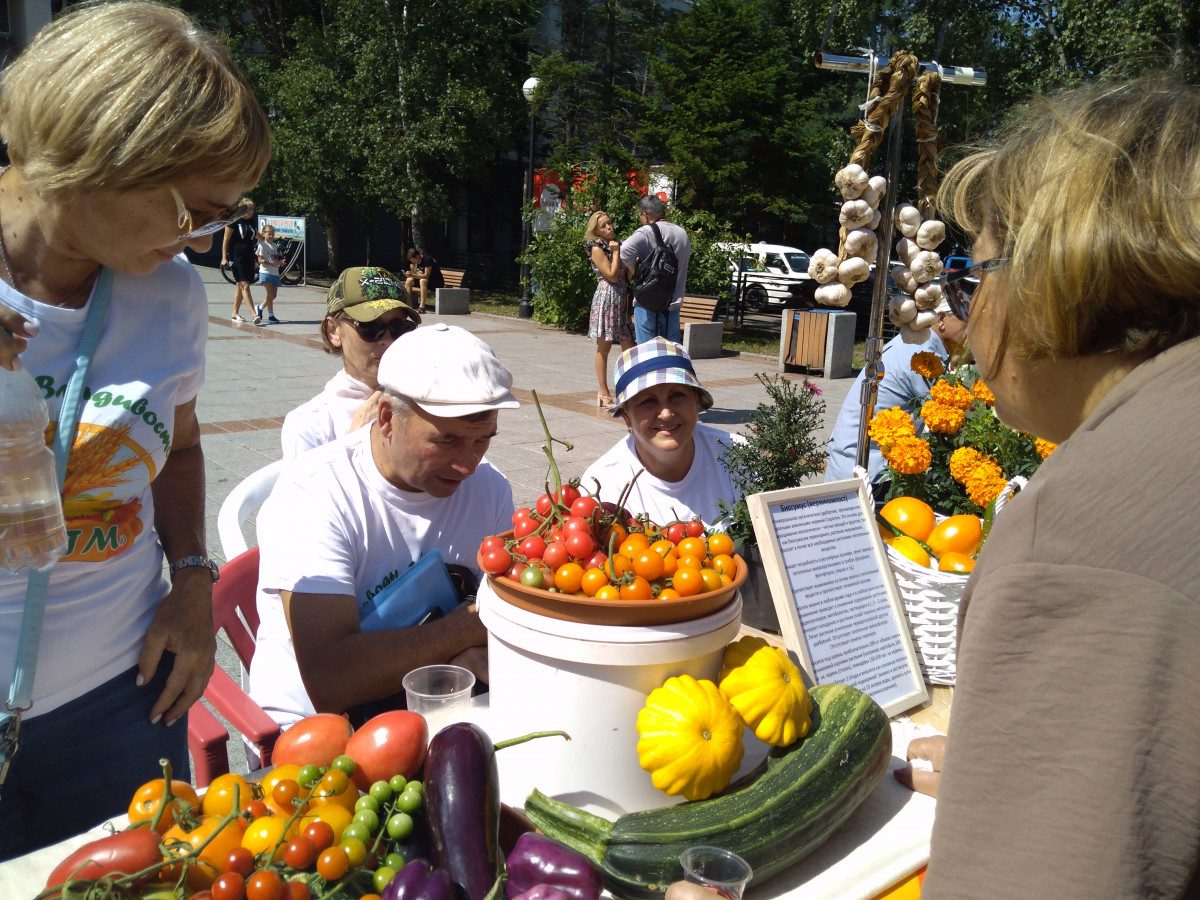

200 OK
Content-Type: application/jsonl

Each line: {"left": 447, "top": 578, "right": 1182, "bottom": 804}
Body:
{"left": 518, "top": 76, "right": 539, "bottom": 320}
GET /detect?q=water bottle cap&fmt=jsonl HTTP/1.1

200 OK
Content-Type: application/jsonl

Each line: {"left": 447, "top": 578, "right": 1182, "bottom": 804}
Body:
{"left": 0, "top": 365, "right": 51, "bottom": 433}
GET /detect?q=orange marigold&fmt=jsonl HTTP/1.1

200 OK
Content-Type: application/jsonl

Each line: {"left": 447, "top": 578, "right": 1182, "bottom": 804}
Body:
{"left": 930, "top": 379, "right": 975, "bottom": 411}
{"left": 909, "top": 352, "right": 944, "bottom": 379}
{"left": 884, "top": 435, "right": 932, "bottom": 475}
{"left": 867, "top": 407, "right": 916, "bottom": 451}
{"left": 949, "top": 446, "right": 986, "bottom": 482}
{"left": 965, "top": 468, "right": 1007, "bottom": 507}
{"left": 972, "top": 379, "right": 996, "bottom": 405}
{"left": 920, "top": 400, "right": 966, "bottom": 434}
{"left": 1035, "top": 438, "right": 1057, "bottom": 459}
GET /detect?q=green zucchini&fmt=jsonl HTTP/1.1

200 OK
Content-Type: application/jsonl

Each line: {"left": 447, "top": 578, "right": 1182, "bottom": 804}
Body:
{"left": 524, "top": 683, "right": 891, "bottom": 899}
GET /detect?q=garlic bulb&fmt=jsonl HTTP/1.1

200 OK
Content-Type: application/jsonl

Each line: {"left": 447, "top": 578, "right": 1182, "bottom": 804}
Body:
{"left": 899, "top": 323, "right": 928, "bottom": 344}
{"left": 839, "top": 199, "right": 874, "bottom": 229}
{"left": 844, "top": 229, "right": 878, "bottom": 261}
{"left": 889, "top": 295, "right": 917, "bottom": 324}
{"left": 895, "top": 237, "right": 919, "bottom": 265}
{"left": 893, "top": 268, "right": 919, "bottom": 294}
{"left": 815, "top": 283, "right": 852, "bottom": 307}
{"left": 914, "top": 282, "right": 943, "bottom": 310}
{"left": 868, "top": 175, "right": 887, "bottom": 197}
{"left": 895, "top": 204, "right": 921, "bottom": 238}
{"left": 834, "top": 164, "right": 869, "bottom": 200}
{"left": 869, "top": 209, "right": 882, "bottom": 231}
{"left": 909, "top": 250, "right": 943, "bottom": 284}
{"left": 838, "top": 257, "right": 870, "bottom": 286}
{"left": 912, "top": 309, "right": 938, "bottom": 330}
{"left": 860, "top": 184, "right": 881, "bottom": 209}
{"left": 916, "top": 219, "right": 947, "bottom": 251}
{"left": 807, "top": 248, "right": 840, "bottom": 284}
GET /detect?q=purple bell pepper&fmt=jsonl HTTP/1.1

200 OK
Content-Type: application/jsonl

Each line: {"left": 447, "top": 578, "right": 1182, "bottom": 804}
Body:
{"left": 505, "top": 832, "right": 605, "bottom": 900}
{"left": 381, "top": 859, "right": 455, "bottom": 900}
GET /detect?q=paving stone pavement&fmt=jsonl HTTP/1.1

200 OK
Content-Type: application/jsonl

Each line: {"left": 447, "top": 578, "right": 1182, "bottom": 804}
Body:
{"left": 191, "top": 264, "right": 858, "bottom": 774}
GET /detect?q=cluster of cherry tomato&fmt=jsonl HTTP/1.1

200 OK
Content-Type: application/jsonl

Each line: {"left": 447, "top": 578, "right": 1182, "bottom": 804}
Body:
{"left": 478, "top": 484, "right": 738, "bottom": 601}
{"left": 123, "top": 755, "right": 424, "bottom": 900}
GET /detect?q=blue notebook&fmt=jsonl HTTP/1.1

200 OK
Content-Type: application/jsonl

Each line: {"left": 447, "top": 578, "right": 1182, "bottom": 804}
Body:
{"left": 358, "top": 549, "right": 463, "bottom": 631}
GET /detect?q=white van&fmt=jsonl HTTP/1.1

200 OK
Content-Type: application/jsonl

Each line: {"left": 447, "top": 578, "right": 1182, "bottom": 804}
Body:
{"left": 718, "top": 242, "right": 812, "bottom": 310}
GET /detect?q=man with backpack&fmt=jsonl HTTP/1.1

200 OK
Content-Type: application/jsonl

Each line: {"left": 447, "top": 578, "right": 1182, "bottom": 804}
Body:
{"left": 621, "top": 195, "right": 691, "bottom": 343}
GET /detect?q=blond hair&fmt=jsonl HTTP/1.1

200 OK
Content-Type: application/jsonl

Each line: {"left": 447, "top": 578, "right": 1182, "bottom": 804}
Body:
{"left": 940, "top": 75, "right": 1200, "bottom": 359}
{"left": 0, "top": 1, "right": 271, "bottom": 199}
{"left": 585, "top": 211, "right": 611, "bottom": 243}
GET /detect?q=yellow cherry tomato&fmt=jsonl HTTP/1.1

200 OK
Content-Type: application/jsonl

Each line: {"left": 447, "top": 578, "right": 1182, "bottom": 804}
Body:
{"left": 242, "top": 815, "right": 288, "bottom": 860}
{"left": 619, "top": 533, "right": 651, "bottom": 558}
{"left": 657, "top": 588, "right": 681, "bottom": 600}
{"left": 341, "top": 836, "right": 368, "bottom": 868}
{"left": 554, "top": 562, "right": 585, "bottom": 594}
{"left": 672, "top": 567, "right": 704, "bottom": 597}
{"left": 707, "top": 533, "right": 735, "bottom": 556}
{"left": 605, "top": 553, "right": 632, "bottom": 579}
{"left": 620, "top": 576, "right": 654, "bottom": 601}
{"left": 580, "top": 567, "right": 609, "bottom": 597}
{"left": 926, "top": 515, "right": 983, "bottom": 558}
{"left": 594, "top": 584, "right": 621, "bottom": 601}
{"left": 675, "top": 553, "right": 702, "bottom": 570}
{"left": 699, "top": 568, "right": 722, "bottom": 592}
{"left": 661, "top": 551, "right": 678, "bottom": 577}
{"left": 201, "top": 773, "right": 255, "bottom": 818}
{"left": 631, "top": 550, "right": 665, "bottom": 581}
{"left": 711, "top": 553, "right": 736, "bottom": 577}
{"left": 650, "top": 539, "right": 675, "bottom": 558}
{"left": 259, "top": 764, "right": 303, "bottom": 800}
{"left": 879, "top": 497, "right": 936, "bottom": 542}
{"left": 938, "top": 551, "right": 976, "bottom": 573}
{"left": 675, "top": 537, "right": 707, "bottom": 561}
{"left": 296, "top": 800, "right": 354, "bottom": 843}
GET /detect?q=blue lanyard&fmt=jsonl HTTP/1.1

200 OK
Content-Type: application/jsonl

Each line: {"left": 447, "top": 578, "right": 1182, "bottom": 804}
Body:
{"left": 1, "top": 268, "right": 113, "bottom": 784}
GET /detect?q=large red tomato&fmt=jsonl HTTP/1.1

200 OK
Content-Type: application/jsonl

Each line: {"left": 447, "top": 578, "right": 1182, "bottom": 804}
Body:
{"left": 344, "top": 711, "right": 428, "bottom": 791}
{"left": 46, "top": 829, "right": 163, "bottom": 889}
{"left": 272, "top": 713, "right": 354, "bottom": 768}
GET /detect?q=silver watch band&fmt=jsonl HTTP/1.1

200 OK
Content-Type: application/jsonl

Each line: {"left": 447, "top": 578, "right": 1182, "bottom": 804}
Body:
{"left": 168, "top": 555, "right": 220, "bottom": 583}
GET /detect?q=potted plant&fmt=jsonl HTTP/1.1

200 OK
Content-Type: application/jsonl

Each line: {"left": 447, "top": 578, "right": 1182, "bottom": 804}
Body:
{"left": 718, "top": 374, "right": 827, "bottom": 631}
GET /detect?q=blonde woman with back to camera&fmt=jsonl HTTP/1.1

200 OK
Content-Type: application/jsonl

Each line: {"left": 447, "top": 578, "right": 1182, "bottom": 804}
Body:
{"left": 0, "top": 1, "right": 270, "bottom": 855}
{"left": 891, "top": 77, "right": 1200, "bottom": 898}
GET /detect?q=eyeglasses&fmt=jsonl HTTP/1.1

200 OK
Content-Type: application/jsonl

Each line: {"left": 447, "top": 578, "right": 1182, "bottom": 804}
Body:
{"left": 345, "top": 316, "right": 418, "bottom": 343}
{"left": 170, "top": 187, "right": 254, "bottom": 239}
{"left": 942, "top": 257, "right": 1010, "bottom": 322}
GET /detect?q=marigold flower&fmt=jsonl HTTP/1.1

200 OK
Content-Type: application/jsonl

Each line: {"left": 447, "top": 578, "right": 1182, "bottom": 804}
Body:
{"left": 965, "top": 468, "right": 1007, "bottom": 507}
{"left": 972, "top": 380, "right": 996, "bottom": 405}
{"left": 867, "top": 407, "right": 916, "bottom": 451}
{"left": 930, "top": 379, "right": 975, "bottom": 410}
{"left": 920, "top": 400, "right": 966, "bottom": 434}
{"left": 1035, "top": 438, "right": 1057, "bottom": 459}
{"left": 885, "top": 435, "right": 932, "bottom": 475}
{"left": 910, "top": 352, "right": 944, "bottom": 379}
{"left": 949, "top": 446, "right": 986, "bottom": 482}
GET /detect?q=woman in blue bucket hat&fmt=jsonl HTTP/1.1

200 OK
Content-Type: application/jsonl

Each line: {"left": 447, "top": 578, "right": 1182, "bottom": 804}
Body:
{"left": 582, "top": 338, "right": 740, "bottom": 527}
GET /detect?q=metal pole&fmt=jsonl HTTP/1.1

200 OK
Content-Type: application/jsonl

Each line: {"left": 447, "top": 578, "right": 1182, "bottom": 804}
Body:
{"left": 518, "top": 109, "right": 536, "bottom": 319}
{"left": 814, "top": 51, "right": 987, "bottom": 87}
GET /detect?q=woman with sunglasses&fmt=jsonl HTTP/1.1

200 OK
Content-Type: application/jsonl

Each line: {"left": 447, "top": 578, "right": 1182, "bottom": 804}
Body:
{"left": 894, "top": 77, "right": 1200, "bottom": 898}
{"left": 281, "top": 266, "right": 421, "bottom": 458}
{"left": 0, "top": 2, "right": 270, "bottom": 855}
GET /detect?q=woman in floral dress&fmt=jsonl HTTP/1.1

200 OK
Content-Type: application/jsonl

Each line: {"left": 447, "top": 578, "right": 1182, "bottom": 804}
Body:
{"left": 585, "top": 210, "right": 635, "bottom": 407}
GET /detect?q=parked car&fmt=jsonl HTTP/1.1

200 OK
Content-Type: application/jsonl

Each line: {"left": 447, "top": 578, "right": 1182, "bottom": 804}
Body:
{"left": 718, "top": 242, "right": 813, "bottom": 311}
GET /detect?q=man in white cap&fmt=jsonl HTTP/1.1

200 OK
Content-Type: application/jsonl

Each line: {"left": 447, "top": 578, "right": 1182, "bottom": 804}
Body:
{"left": 249, "top": 323, "right": 519, "bottom": 727}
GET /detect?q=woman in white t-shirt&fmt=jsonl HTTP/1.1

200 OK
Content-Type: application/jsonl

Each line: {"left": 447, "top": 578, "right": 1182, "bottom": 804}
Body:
{"left": 253, "top": 224, "right": 283, "bottom": 324}
{"left": 0, "top": 1, "right": 271, "bottom": 856}
{"left": 582, "top": 338, "right": 739, "bottom": 528}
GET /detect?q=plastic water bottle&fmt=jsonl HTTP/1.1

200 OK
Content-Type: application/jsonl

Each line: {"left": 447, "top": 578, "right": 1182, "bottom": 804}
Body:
{"left": 0, "top": 366, "right": 68, "bottom": 574}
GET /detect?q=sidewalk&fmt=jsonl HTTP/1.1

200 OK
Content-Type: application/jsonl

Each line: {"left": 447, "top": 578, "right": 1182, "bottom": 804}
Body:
{"left": 194, "top": 265, "right": 856, "bottom": 564}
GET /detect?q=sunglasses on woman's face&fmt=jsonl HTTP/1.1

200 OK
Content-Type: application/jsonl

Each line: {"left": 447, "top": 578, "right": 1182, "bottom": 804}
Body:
{"left": 346, "top": 317, "right": 417, "bottom": 343}
{"left": 942, "top": 257, "right": 1010, "bottom": 322}
{"left": 170, "top": 187, "right": 254, "bottom": 239}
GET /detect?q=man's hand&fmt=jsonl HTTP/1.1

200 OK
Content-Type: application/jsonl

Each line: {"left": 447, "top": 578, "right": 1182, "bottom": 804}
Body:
{"left": 449, "top": 646, "right": 488, "bottom": 685}
{"left": 137, "top": 568, "right": 217, "bottom": 727}
{"left": 351, "top": 391, "right": 383, "bottom": 432}
{"left": 893, "top": 734, "right": 946, "bottom": 797}
{"left": 0, "top": 305, "right": 37, "bottom": 370}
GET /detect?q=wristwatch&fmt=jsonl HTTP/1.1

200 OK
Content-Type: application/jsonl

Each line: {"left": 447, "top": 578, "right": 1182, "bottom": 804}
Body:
{"left": 168, "top": 555, "right": 221, "bottom": 583}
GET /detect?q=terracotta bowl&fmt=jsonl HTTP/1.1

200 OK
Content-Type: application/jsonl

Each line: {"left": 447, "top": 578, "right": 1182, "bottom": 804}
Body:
{"left": 479, "top": 531, "right": 747, "bottom": 627}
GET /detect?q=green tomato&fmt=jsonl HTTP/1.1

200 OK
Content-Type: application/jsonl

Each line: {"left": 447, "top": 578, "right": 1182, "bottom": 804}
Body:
{"left": 375, "top": 866, "right": 398, "bottom": 892}
{"left": 386, "top": 812, "right": 414, "bottom": 841}
{"left": 396, "top": 789, "right": 422, "bottom": 814}
{"left": 369, "top": 781, "right": 393, "bottom": 804}
{"left": 297, "top": 764, "right": 322, "bottom": 788}
{"left": 405, "top": 780, "right": 424, "bottom": 797}
{"left": 519, "top": 565, "right": 544, "bottom": 589}
{"left": 384, "top": 853, "right": 406, "bottom": 870}
{"left": 355, "top": 794, "right": 380, "bottom": 814}
{"left": 342, "top": 821, "right": 372, "bottom": 845}
{"left": 353, "top": 807, "right": 380, "bottom": 833}
{"left": 331, "top": 754, "right": 357, "bottom": 776}
{"left": 388, "top": 774, "right": 408, "bottom": 793}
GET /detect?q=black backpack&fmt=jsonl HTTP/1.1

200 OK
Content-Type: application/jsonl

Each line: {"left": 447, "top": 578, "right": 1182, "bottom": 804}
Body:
{"left": 631, "top": 222, "right": 679, "bottom": 314}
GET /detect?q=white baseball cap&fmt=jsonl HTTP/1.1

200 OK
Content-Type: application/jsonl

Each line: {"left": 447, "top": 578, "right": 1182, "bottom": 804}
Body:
{"left": 377, "top": 323, "right": 520, "bottom": 416}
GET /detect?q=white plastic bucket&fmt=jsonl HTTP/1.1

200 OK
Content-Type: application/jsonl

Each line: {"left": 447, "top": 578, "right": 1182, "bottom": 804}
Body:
{"left": 479, "top": 582, "right": 742, "bottom": 816}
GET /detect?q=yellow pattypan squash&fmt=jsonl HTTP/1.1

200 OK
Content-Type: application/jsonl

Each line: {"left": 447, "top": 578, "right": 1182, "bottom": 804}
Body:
{"left": 718, "top": 636, "right": 813, "bottom": 747}
{"left": 636, "top": 674, "right": 745, "bottom": 801}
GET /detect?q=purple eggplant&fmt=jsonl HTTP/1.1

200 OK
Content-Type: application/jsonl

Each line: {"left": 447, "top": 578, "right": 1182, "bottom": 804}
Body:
{"left": 426, "top": 723, "right": 502, "bottom": 900}
{"left": 505, "top": 833, "right": 604, "bottom": 900}
{"left": 510, "top": 887, "right": 573, "bottom": 900}
{"left": 381, "top": 860, "right": 454, "bottom": 900}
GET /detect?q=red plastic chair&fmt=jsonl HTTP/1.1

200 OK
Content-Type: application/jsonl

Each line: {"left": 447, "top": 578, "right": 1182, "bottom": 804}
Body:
{"left": 188, "top": 547, "right": 282, "bottom": 787}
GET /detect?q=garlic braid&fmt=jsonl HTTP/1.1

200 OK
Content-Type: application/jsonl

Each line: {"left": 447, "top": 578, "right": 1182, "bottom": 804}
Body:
{"left": 848, "top": 50, "right": 920, "bottom": 170}
{"left": 911, "top": 69, "right": 943, "bottom": 219}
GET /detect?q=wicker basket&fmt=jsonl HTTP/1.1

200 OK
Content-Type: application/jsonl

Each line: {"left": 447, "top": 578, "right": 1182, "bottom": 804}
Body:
{"left": 885, "top": 477, "right": 1027, "bottom": 685}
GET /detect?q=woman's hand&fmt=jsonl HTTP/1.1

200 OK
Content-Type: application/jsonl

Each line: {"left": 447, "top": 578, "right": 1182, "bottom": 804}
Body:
{"left": 0, "top": 305, "right": 37, "bottom": 371}
{"left": 137, "top": 567, "right": 217, "bottom": 727}
{"left": 351, "top": 390, "right": 383, "bottom": 432}
{"left": 893, "top": 734, "right": 946, "bottom": 797}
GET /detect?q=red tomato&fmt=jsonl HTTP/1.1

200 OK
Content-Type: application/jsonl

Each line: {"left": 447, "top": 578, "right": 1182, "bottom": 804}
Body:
{"left": 555, "top": 484, "right": 581, "bottom": 508}
{"left": 480, "top": 546, "right": 512, "bottom": 576}
{"left": 480, "top": 535, "right": 505, "bottom": 552}
{"left": 46, "top": 829, "right": 163, "bottom": 889}
{"left": 513, "top": 516, "right": 539, "bottom": 539}
{"left": 685, "top": 520, "right": 705, "bottom": 538}
{"left": 285, "top": 882, "right": 311, "bottom": 900}
{"left": 583, "top": 551, "right": 608, "bottom": 572}
{"left": 273, "top": 713, "right": 354, "bottom": 769}
{"left": 223, "top": 847, "right": 255, "bottom": 876}
{"left": 565, "top": 530, "right": 595, "bottom": 560}
{"left": 506, "top": 562, "right": 525, "bottom": 580}
{"left": 535, "top": 493, "right": 555, "bottom": 516}
{"left": 511, "top": 508, "right": 532, "bottom": 526}
{"left": 213, "top": 872, "right": 246, "bottom": 900}
{"left": 128, "top": 779, "right": 200, "bottom": 834}
{"left": 246, "top": 869, "right": 286, "bottom": 900}
{"left": 165, "top": 816, "right": 248, "bottom": 888}
{"left": 344, "top": 711, "right": 428, "bottom": 791}
{"left": 562, "top": 515, "right": 591, "bottom": 534}
{"left": 517, "top": 535, "right": 547, "bottom": 560}
{"left": 570, "top": 496, "right": 600, "bottom": 519}
{"left": 665, "top": 522, "right": 688, "bottom": 544}
{"left": 302, "top": 821, "right": 335, "bottom": 853}
{"left": 244, "top": 800, "right": 270, "bottom": 821}
{"left": 283, "top": 836, "right": 318, "bottom": 870}
{"left": 542, "top": 541, "right": 569, "bottom": 570}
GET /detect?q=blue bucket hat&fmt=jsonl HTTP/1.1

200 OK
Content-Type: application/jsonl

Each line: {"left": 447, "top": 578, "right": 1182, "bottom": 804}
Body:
{"left": 610, "top": 338, "right": 714, "bottom": 417}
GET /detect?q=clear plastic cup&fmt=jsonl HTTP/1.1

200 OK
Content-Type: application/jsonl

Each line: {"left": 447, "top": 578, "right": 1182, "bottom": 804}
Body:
{"left": 402, "top": 664, "right": 476, "bottom": 736}
{"left": 679, "top": 846, "right": 754, "bottom": 900}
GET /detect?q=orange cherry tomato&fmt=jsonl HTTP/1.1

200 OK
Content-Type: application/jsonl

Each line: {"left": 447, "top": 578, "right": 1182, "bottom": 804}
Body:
{"left": 707, "top": 533, "right": 734, "bottom": 556}
{"left": 259, "top": 765, "right": 303, "bottom": 800}
{"left": 710, "top": 553, "right": 736, "bottom": 577}
{"left": 631, "top": 550, "right": 664, "bottom": 581}
{"left": 202, "top": 773, "right": 256, "bottom": 818}
{"left": 594, "top": 584, "right": 621, "bottom": 600}
{"left": 674, "top": 553, "right": 702, "bottom": 570}
{"left": 554, "top": 562, "right": 585, "bottom": 594}
{"left": 671, "top": 567, "right": 704, "bottom": 597}
{"left": 580, "top": 567, "right": 609, "bottom": 597}
{"left": 926, "top": 515, "right": 983, "bottom": 558}
{"left": 657, "top": 588, "right": 681, "bottom": 600}
{"left": 675, "top": 537, "right": 707, "bottom": 561}
{"left": 295, "top": 803, "right": 353, "bottom": 843}
{"left": 660, "top": 551, "right": 678, "bottom": 577}
{"left": 699, "top": 568, "right": 722, "bottom": 592}
{"left": 880, "top": 497, "right": 936, "bottom": 542}
{"left": 317, "top": 846, "right": 350, "bottom": 880}
{"left": 165, "top": 816, "right": 248, "bottom": 888}
{"left": 246, "top": 869, "right": 285, "bottom": 900}
{"left": 310, "top": 770, "right": 356, "bottom": 813}
{"left": 619, "top": 576, "right": 653, "bottom": 601}
{"left": 129, "top": 779, "right": 200, "bottom": 834}
{"left": 602, "top": 522, "right": 628, "bottom": 550}
{"left": 938, "top": 551, "right": 976, "bottom": 573}
{"left": 619, "top": 533, "right": 651, "bottom": 558}
{"left": 605, "top": 553, "right": 632, "bottom": 579}
{"left": 650, "top": 539, "right": 675, "bottom": 557}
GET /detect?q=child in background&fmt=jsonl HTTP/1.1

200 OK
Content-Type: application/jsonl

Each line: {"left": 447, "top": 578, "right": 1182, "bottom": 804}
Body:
{"left": 254, "top": 225, "right": 282, "bottom": 324}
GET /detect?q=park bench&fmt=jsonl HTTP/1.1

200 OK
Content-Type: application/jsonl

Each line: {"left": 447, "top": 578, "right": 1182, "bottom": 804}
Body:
{"left": 435, "top": 268, "right": 470, "bottom": 314}
{"left": 679, "top": 294, "right": 724, "bottom": 359}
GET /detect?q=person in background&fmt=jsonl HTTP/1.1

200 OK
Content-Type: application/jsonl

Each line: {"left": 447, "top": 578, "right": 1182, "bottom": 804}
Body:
{"left": 584, "top": 210, "right": 635, "bottom": 407}
{"left": 253, "top": 224, "right": 282, "bottom": 325}
{"left": 894, "top": 76, "right": 1200, "bottom": 898}
{"left": 620, "top": 195, "right": 691, "bottom": 344}
{"left": 280, "top": 267, "right": 421, "bottom": 458}
{"left": 0, "top": 0, "right": 270, "bottom": 856}
{"left": 251, "top": 324, "right": 518, "bottom": 727}
{"left": 221, "top": 197, "right": 257, "bottom": 322}
{"left": 824, "top": 308, "right": 967, "bottom": 485}
{"left": 405, "top": 247, "right": 444, "bottom": 314}
{"left": 583, "top": 338, "right": 739, "bottom": 527}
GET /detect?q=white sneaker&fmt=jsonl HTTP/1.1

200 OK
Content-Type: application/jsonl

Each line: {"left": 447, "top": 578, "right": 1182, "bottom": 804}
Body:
{"left": 231, "top": 315, "right": 246, "bottom": 323}
{"left": 252, "top": 305, "right": 263, "bottom": 325}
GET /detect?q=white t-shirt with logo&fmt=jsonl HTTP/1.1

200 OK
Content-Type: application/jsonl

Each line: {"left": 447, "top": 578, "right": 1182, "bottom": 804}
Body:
{"left": 0, "top": 256, "right": 207, "bottom": 717}
{"left": 581, "top": 424, "right": 742, "bottom": 528}
{"left": 280, "top": 369, "right": 375, "bottom": 458}
{"left": 256, "top": 240, "right": 280, "bottom": 277}
{"left": 249, "top": 425, "right": 514, "bottom": 725}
